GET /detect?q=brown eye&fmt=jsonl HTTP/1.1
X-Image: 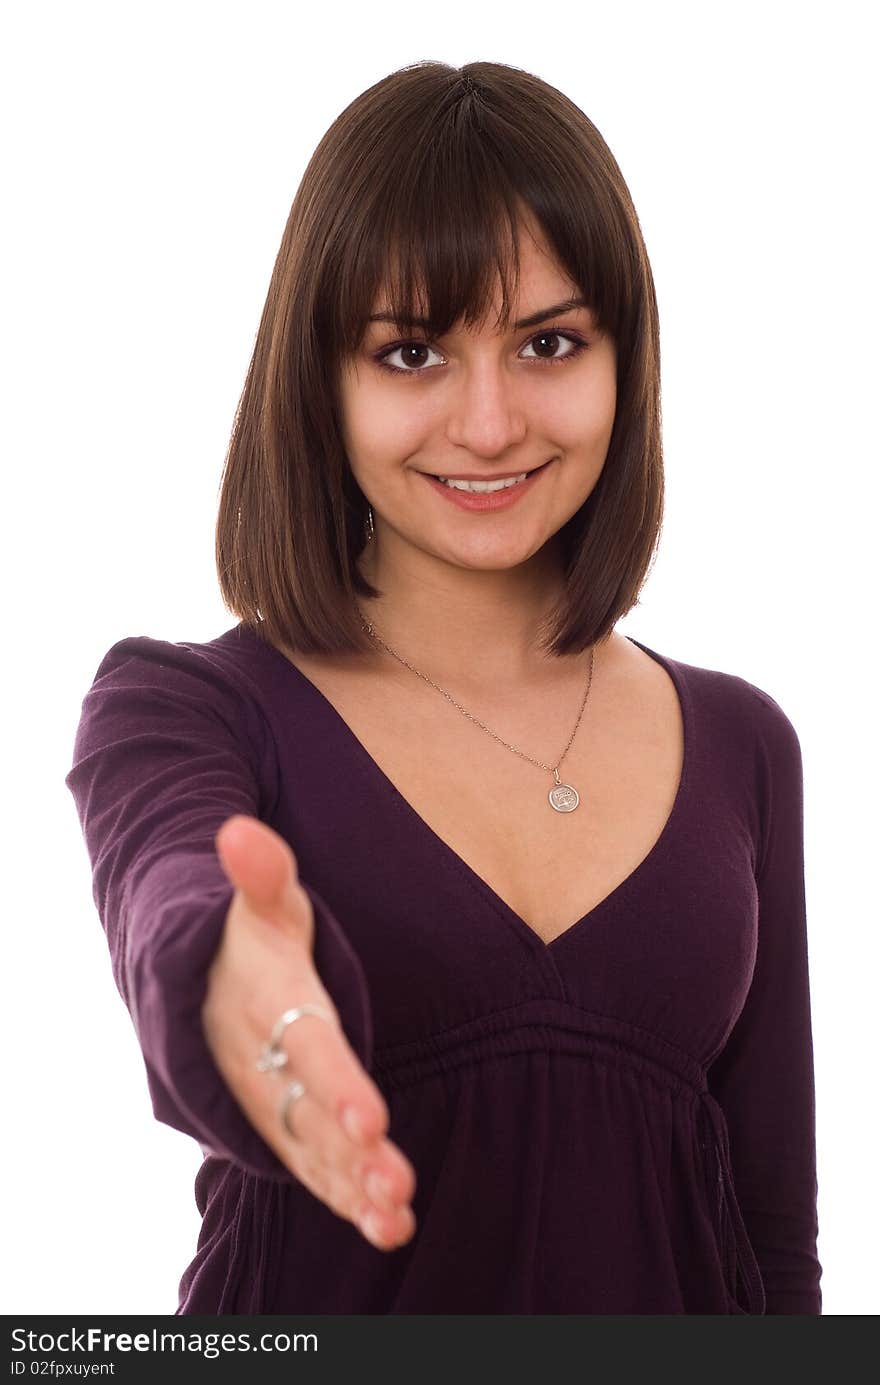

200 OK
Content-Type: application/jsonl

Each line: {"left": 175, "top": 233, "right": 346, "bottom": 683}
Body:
{"left": 375, "top": 341, "right": 443, "bottom": 374}
{"left": 520, "top": 331, "right": 587, "bottom": 364}
{"left": 532, "top": 332, "right": 563, "bottom": 358}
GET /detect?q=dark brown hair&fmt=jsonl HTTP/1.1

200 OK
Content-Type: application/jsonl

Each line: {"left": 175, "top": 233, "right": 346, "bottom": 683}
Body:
{"left": 215, "top": 59, "right": 663, "bottom": 658}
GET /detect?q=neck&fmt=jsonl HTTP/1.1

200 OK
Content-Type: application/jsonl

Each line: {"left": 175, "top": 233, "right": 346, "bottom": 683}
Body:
{"left": 355, "top": 535, "right": 596, "bottom": 692}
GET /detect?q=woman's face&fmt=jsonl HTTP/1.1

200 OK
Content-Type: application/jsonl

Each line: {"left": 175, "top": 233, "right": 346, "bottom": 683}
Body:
{"left": 338, "top": 219, "right": 617, "bottom": 576}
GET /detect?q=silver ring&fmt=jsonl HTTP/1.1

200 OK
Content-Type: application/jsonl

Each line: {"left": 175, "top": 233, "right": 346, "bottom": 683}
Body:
{"left": 280, "top": 1080, "right": 307, "bottom": 1137}
{"left": 255, "top": 1003, "right": 336, "bottom": 1073}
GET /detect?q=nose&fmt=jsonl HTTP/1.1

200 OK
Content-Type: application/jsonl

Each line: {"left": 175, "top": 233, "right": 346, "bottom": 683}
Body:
{"left": 444, "top": 360, "right": 528, "bottom": 459}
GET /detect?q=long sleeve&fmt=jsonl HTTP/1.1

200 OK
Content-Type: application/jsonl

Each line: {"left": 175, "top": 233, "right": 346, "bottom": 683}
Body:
{"left": 64, "top": 634, "right": 373, "bottom": 1183}
{"left": 707, "top": 687, "right": 822, "bottom": 1313}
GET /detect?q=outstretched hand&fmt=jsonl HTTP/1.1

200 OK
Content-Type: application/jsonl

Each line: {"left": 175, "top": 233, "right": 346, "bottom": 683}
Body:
{"left": 202, "top": 813, "right": 417, "bottom": 1251}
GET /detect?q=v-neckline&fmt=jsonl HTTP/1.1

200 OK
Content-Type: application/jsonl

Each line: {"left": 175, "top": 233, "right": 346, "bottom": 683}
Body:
{"left": 242, "top": 625, "right": 693, "bottom": 953}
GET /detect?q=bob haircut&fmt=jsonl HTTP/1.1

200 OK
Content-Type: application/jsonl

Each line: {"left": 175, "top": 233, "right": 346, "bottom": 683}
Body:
{"left": 216, "top": 59, "right": 663, "bottom": 659}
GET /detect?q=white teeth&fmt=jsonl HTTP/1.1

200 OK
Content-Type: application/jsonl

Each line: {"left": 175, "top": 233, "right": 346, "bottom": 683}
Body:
{"left": 437, "top": 473, "right": 529, "bottom": 493}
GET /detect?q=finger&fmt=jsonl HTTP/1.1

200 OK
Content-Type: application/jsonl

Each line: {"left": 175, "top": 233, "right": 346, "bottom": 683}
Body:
{"left": 280, "top": 1082, "right": 416, "bottom": 1210}
{"left": 264, "top": 1000, "right": 392, "bottom": 1145}
{"left": 288, "top": 1150, "right": 417, "bottom": 1251}
{"left": 276, "top": 1086, "right": 417, "bottom": 1246}
{"left": 259, "top": 1015, "right": 418, "bottom": 1203}
{"left": 215, "top": 814, "right": 303, "bottom": 925}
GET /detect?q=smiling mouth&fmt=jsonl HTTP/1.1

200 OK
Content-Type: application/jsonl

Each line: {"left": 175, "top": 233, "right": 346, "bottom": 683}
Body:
{"left": 425, "top": 459, "right": 553, "bottom": 490}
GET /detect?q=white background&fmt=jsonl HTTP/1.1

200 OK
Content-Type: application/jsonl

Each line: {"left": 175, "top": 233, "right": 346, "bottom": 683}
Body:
{"left": 3, "top": 0, "right": 877, "bottom": 1316}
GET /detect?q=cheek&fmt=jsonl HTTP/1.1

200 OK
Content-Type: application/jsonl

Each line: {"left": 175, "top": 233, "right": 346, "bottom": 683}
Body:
{"left": 342, "top": 380, "right": 428, "bottom": 466}
{"left": 544, "top": 403, "right": 615, "bottom": 455}
{"left": 549, "top": 370, "right": 617, "bottom": 451}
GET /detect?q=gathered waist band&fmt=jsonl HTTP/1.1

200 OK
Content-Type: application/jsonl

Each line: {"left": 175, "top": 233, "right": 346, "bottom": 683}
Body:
{"left": 372, "top": 996, "right": 706, "bottom": 1093}
{"left": 371, "top": 996, "right": 766, "bottom": 1314}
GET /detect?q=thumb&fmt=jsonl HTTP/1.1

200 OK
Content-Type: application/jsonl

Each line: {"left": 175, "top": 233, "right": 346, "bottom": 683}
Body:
{"left": 215, "top": 813, "right": 302, "bottom": 921}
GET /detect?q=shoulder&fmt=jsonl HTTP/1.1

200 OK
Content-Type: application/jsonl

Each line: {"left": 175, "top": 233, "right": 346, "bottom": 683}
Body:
{"left": 89, "top": 621, "right": 271, "bottom": 706}
{"left": 622, "top": 633, "right": 802, "bottom": 769}
{"left": 77, "top": 622, "right": 280, "bottom": 768}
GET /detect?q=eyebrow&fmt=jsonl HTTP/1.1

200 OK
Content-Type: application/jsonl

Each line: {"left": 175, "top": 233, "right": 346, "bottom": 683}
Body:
{"left": 366, "top": 296, "right": 590, "bottom": 332}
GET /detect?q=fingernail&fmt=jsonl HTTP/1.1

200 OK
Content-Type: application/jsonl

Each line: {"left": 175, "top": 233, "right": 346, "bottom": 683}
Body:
{"left": 341, "top": 1105, "right": 367, "bottom": 1144}
{"left": 360, "top": 1210, "right": 385, "bottom": 1245}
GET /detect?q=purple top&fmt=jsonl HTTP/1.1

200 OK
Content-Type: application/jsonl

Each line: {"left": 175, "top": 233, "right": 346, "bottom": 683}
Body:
{"left": 64, "top": 622, "right": 822, "bottom": 1314}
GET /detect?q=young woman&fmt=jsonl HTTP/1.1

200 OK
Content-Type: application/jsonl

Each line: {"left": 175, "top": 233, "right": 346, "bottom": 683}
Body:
{"left": 65, "top": 60, "right": 822, "bottom": 1314}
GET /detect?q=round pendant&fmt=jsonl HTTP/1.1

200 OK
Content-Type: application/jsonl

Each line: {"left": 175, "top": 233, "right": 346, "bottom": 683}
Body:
{"left": 549, "top": 782, "right": 579, "bottom": 812}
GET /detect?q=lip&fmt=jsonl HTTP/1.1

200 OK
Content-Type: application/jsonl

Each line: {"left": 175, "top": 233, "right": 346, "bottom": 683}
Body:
{"left": 420, "top": 459, "right": 554, "bottom": 512}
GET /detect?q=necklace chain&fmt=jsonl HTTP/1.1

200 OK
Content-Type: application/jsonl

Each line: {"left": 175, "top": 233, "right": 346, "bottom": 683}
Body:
{"left": 355, "top": 603, "right": 595, "bottom": 783}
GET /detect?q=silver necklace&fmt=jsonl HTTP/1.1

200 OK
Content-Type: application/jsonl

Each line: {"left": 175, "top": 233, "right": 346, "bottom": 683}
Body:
{"left": 355, "top": 602, "right": 595, "bottom": 813}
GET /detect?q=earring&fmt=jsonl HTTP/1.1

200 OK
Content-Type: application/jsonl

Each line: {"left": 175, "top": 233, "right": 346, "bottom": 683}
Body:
{"left": 365, "top": 504, "right": 375, "bottom": 542}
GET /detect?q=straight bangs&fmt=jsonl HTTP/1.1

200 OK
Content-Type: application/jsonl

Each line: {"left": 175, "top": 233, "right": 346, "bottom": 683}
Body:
{"left": 217, "top": 61, "right": 663, "bottom": 658}
{"left": 326, "top": 75, "right": 631, "bottom": 368}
